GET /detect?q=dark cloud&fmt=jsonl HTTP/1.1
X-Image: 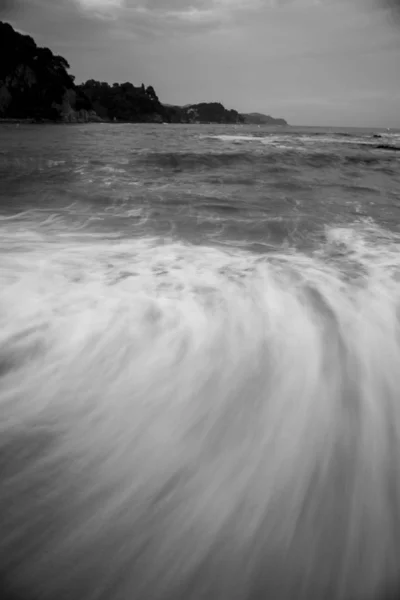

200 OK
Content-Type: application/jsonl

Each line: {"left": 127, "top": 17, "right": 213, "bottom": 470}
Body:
{"left": 378, "top": 0, "right": 400, "bottom": 16}
{"left": 379, "top": 0, "right": 400, "bottom": 25}
{"left": 0, "top": 0, "right": 22, "bottom": 17}
{"left": 0, "top": 0, "right": 120, "bottom": 57}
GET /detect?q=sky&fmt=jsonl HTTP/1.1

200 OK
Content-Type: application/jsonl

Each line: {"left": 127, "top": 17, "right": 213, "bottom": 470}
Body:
{"left": 1, "top": 0, "right": 400, "bottom": 127}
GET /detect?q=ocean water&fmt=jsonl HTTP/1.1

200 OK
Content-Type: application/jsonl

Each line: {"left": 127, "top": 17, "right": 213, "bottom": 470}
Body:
{"left": 1, "top": 123, "right": 400, "bottom": 247}
{"left": 2, "top": 123, "right": 400, "bottom": 599}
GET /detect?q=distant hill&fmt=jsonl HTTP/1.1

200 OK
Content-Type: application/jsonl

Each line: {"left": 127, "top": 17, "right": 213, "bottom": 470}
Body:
{"left": 163, "top": 105, "right": 288, "bottom": 126}
{"left": 0, "top": 21, "right": 288, "bottom": 126}
{"left": 241, "top": 112, "right": 288, "bottom": 126}
{"left": 164, "top": 102, "right": 244, "bottom": 124}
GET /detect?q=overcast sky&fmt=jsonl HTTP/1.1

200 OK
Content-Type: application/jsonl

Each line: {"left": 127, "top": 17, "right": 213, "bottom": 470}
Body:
{"left": 2, "top": 0, "right": 400, "bottom": 127}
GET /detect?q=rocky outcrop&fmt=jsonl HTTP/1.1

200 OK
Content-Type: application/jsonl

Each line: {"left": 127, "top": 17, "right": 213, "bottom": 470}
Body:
{"left": 51, "top": 89, "right": 101, "bottom": 123}
{"left": 61, "top": 107, "right": 102, "bottom": 123}
{"left": 0, "top": 21, "right": 96, "bottom": 122}
{"left": 0, "top": 85, "right": 12, "bottom": 114}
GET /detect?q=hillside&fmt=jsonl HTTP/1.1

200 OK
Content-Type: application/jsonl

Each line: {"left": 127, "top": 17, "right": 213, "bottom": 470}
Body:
{"left": 164, "top": 102, "right": 244, "bottom": 124}
{"left": 0, "top": 22, "right": 168, "bottom": 123}
{"left": 0, "top": 21, "right": 96, "bottom": 122}
{"left": 77, "top": 80, "right": 168, "bottom": 123}
{"left": 241, "top": 112, "right": 288, "bottom": 126}
{"left": 0, "top": 21, "right": 288, "bottom": 126}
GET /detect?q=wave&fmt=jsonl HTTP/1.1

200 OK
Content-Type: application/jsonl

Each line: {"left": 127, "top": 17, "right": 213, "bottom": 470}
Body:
{"left": 205, "top": 133, "right": 372, "bottom": 146}
{"left": 134, "top": 148, "right": 399, "bottom": 175}
{"left": 206, "top": 133, "right": 400, "bottom": 157}
{"left": 129, "top": 146, "right": 400, "bottom": 181}
{"left": 376, "top": 144, "right": 400, "bottom": 152}
{"left": 1, "top": 222, "right": 400, "bottom": 599}
{"left": 2, "top": 146, "right": 399, "bottom": 196}
{"left": 138, "top": 151, "right": 254, "bottom": 170}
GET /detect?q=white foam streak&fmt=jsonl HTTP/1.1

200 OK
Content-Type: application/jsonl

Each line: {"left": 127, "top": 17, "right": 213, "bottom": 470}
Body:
{"left": 205, "top": 133, "right": 383, "bottom": 148}
{"left": 2, "top": 224, "right": 400, "bottom": 598}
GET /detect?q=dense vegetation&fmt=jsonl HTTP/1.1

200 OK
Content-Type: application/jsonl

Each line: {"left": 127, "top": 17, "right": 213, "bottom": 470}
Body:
{"left": 241, "top": 112, "right": 287, "bottom": 126}
{"left": 165, "top": 102, "right": 244, "bottom": 124}
{"left": 0, "top": 21, "right": 91, "bottom": 121}
{"left": 77, "top": 80, "right": 167, "bottom": 123}
{"left": 0, "top": 21, "right": 287, "bottom": 125}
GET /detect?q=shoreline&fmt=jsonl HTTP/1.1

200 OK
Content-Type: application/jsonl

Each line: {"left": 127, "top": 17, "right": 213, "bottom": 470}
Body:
{"left": 0, "top": 118, "right": 107, "bottom": 125}
{"left": 0, "top": 119, "right": 289, "bottom": 126}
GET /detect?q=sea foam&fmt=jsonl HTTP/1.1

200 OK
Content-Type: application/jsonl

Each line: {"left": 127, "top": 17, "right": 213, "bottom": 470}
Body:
{"left": 1, "top": 220, "right": 400, "bottom": 599}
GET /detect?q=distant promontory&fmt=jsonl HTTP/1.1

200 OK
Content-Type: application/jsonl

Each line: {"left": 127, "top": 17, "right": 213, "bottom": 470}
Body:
{"left": 0, "top": 21, "right": 288, "bottom": 126}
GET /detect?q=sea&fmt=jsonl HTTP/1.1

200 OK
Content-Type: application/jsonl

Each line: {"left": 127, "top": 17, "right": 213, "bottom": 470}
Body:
{"left": 1, "top": 121, "right": 400, "bottom": 416}
{"left": 0, "top": 123, "right": 399, "bottom": 243}
{"left": 2, "top": 122, "right": 400, "bottom": 598}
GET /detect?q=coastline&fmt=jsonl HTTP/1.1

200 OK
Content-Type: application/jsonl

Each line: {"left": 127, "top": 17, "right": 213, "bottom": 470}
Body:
{"left": 0, "top": 117, "right": 108, "bottom": 125}
{"left": 0, "top": 118, "right": 290, "bottom": 126}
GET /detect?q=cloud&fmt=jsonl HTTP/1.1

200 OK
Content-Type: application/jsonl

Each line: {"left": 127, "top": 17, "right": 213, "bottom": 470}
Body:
{"left": 74, "top": 0, "right": 125, "bottom": 19}
{"left": 1, "top": 0, "right": 123, "bottom": 53}
{"left": 144, "top": 0, "right": 209, "bottom": 10}
{"left": 78, "top": 0, "right": 124, "bottom": 6}
{"left": 382, "top": 0, "right": 400, "bottom": 8}
{"left": 120, "top": 1, "right": 230, "bottom": 34}
{"left": 0, "top": 0, "right": 318, "bottom": 37}
{"left": 381, "top": 0, "right": 400, "bottom": 19}
{"left": 0, "top": 0, "right": 22, "bottom": 17}
{"left": 166, "top": 7, "right": 220, "bottom": 24}
{"left": 0, "top": 0, "right": 125, "bottom": 25}
{"left": 126, "top": 0, "right": 264, "bottom": 28}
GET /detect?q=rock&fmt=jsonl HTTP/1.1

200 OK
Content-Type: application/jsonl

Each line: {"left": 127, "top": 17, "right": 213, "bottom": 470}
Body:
{"left": 88, "top": 110, "right": 102, "bottom": 122}
{"left": 52, "top": 92, "right": 100, "bottom": 123}
{"left": 0, "top": 85, "right": 12, "bottom": 114}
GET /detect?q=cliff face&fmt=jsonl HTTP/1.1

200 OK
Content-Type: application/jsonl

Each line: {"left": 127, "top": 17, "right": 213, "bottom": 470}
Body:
{"left": 0, "top": 21, "right": 95, "bottom": 121}
{"left": 0, "top": 21, "right": 288, "bottom": 126}
{"left": 52, "top": 88, "right": 101, "bottom": 123}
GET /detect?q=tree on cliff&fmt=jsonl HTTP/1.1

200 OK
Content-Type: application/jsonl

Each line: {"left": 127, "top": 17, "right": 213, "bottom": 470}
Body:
{"left": 0, "top": 21, "right": 287, "bottom": 125}
{"left": 77, "top": 80, "right": 168, "bottom": 122}
{"left": 163, "top": 102, "right": 244, "bottom": 124}
{"left": 0, "top": 21, "right": 89, "bottom": 119}
{"left": 189, "top": 102, "right": 243, "bottom": 124}
{"left": 0, "top": 22, "right": 167, "bottom": 122}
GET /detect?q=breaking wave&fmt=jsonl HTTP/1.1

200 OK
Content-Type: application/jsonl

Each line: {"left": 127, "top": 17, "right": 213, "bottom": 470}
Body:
{"left": 2, "top": 221, "right": 400, "bottom": 599}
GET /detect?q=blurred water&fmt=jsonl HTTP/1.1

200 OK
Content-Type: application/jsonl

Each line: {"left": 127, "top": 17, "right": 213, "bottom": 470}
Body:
{"left": 2, "top": 123, "right": 400, "bottom": 600}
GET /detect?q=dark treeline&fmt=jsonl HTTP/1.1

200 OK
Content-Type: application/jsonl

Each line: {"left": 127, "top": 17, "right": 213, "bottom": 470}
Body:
{"left": 78, "top": 80, "right": 168, "bottom": 123}
{"left": 165, "top": 102, "right": 244, "bottom": 124}
{"left": 0, "top": 21, "right": 287, "bottom": 125}
{"left": 0, "top": 21, "right": 91, "bottom": 121}
{"left": 0, "top": 21, "right": 166, "bottom": 123}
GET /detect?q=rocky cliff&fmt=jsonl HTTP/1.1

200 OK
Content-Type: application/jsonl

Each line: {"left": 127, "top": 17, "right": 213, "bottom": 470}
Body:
{"left": 0, "top": 21, "right": 96, "bottom": 122}
{"left": 0, "top": 21, "right": 288, "bottom": 126}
